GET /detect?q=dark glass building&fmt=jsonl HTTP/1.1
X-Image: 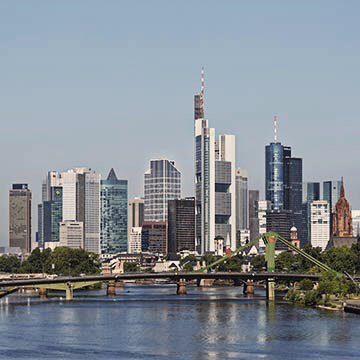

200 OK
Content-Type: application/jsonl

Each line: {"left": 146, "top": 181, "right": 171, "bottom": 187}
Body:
{"left": 266, "top": 209, "right": 293, "bottom": 249}
{"left": 168, "top": 198, "right": 195, "bottom": 256}
{"left": 249, "top": 190, "right": 260, "bottom": 241}
{"left": 43, "top": 186, "right": 62, "bottom": 243}
{"left": 141, "top": 221, "right": 167, "bottom": 254}
{"left": 100, "top": 168, "right": 128, "bottom": 254}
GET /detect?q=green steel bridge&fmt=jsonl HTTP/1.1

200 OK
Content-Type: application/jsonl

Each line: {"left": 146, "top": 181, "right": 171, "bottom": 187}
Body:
{"left": 0, "top": 232, "right": 349, "bottom": 301}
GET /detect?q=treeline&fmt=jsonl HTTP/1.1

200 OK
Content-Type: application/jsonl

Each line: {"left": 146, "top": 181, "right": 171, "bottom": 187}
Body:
{"left": 251, "top": 243, "right": 360, "bottom": 274}
{"left": 0, "top": 247, "right": 101, "bottom": 275}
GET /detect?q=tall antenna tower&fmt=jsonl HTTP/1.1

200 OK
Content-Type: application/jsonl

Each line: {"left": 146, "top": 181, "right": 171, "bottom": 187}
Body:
{"left": 273, "top": 115, "right": 277, "bottom": 142}
{"left": 201, "top": 66, "right": 204, "bottom": 97}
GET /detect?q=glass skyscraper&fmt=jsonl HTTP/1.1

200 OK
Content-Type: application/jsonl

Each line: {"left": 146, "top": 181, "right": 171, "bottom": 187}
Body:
{"left": 323, "top": 180, "right": 342, "bottom": 213}
{"left": 100, "top": 168, "right": 128, "bottom": 254}
{"left": 43, "top": 186, "right": 63, "bottom": 244}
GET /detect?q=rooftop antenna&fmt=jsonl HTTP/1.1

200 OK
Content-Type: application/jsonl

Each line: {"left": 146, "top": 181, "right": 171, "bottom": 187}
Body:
{"left": 273, "top": 115, "right": 277, "bottom": 142}
{"left": 201, "top": 66, "right": 205, "bottom": 97}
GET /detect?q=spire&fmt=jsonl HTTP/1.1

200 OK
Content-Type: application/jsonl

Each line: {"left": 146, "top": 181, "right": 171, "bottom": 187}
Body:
{"left": 201, "top": 66, "right": 204, "bottom": 98}
{"left": 340, "top": 177, "right": 345, "bottom": 198}
{"left": 107, "top": 168, "right": 118, "bottom": 181}
{"left": 194, "top": 67, "right": 205, "bottom": 120}
{"left": 273, "top": 115, "right": 277, "bottom": 142}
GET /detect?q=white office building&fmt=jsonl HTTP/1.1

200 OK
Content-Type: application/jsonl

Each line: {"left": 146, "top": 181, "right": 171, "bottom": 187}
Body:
{"left": 309, "top": 200, "right": 330, "bottom": 251}
{"left": 352, "top": 210, "right": 360, "bottom": 237}
{"left": 194, "top": 70, "right": 236, "bottom": 254}
{"left": 144, "top": 160, "right": 181, "bottom": 222}
{"left": 258, "top": 200, "right": 271, "bottom": 249}
{"left": 59, "top": 221, "right": 84, "bottom": 249}
{"left": 128, "top": 227, "right": 142, "bottom": 254}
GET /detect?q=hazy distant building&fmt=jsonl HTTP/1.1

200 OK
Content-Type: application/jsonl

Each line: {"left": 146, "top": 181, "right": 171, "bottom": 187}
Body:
{"left": 144, "top": 159, "right": 181, "bottom": 222}
{"left": 194, "top": 70, "right": 236, "bottom": 253}
{"left": 352, "top": 210, "right": 360, "bottom": 237}
{"left": 128, "top": 197, "right": 144, "bottom": 238}
{"left": 323, "top": 180, "right": 342, "bottom": 213}
{"left": 303, "top": 182, "right": 320, "bottom": 203}
{"left": 168, "top": 198, "right": 195, "bottom": 255}
{"left": 9, "top": 184, "right": 32, "bottom": 254}
{"left": 236, "top": 168, "right": 249, "bottom": 236}
{"left": 249, "top": 190, "right": 259, "bottom": 241}
{"left": 59, "top": 221, "right": 84, "bottom": 249}
{"left": 142, "top": 221, "right": 167, "bottom": 254}
{"left": 128, "top": 227, "right": 142, "bottom": 254}
{"left": 100, "top": 168, "right": 128, "bottom": 254}
{"left": 309, "top": 201, "right": 330, "bottom": 251}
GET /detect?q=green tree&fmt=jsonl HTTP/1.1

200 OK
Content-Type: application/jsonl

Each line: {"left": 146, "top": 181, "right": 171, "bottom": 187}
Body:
{"left": 124, "top": 262, "right": 140, "bottom": 273}
{"left": 299, "top": 278, "right": 313, "bottom": 291}
{"left": 217, "top": 254, "right": 243, "bottom": 272}
{"left": 323, "top": 246, "right": 357, "bottom": 274}
{"left": 275, "top": 251, "right": 297, "bottom": 272}
{"left": 20, "top": 248, "right": 52, "bottom": 273}
{"left": 251, "top": 255, "right": 266, "bottom": 272}
{"left": 298, "top": 244, "right": 323, "bottom": 272}
{"left": 0, "top": 255, "right": 21, "bottom": 273}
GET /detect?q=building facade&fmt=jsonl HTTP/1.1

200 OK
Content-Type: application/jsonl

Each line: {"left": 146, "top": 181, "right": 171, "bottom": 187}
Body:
{"left": 128, "top": 197, "right": 144, "bottom": 239}
{"left": 59, "top": 221, "right": 84, "bottom": 248}
{"left": 194, "top": 71, "right": 236, "bottom": 254}
{"left": 128, "top": 227, "right": 142, "bottom": 254}
{"left": 9, "top": 184, "right": 32, "bottom": 254}
{"left": 309, "top": 200, "right": 330, "bottom": 251}
{"left": 168, "top": 198, "right": 195, "bottom": 256}
{"left": 100, "top": 168, "right": 128, "bottom": 254}
{"left": 323, "top": 180, "right": 342, "bottom": 213}
{"left": 236, "top": 168, "right": 249, "bottom": 235}
{"left": 144, "top": 159, "right": 181, "bottom": 222}
{"left": 249, "top": 190, "right": 260, "bottom": 241}
{"left": 141, "top": 221, "right": 167, "bottom": 254}
{"left": 352, "top": 210, "right": 360, "bottom": 237}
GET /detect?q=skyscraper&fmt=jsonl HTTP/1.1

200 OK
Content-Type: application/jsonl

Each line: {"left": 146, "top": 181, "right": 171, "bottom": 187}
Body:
{"left": 144, "top": 159, "right": 181, "bottom": 222}
{"left": 323, "top": 180, "right": 342, "bottom": 213}
{"left": 194, "top": 69, "right": 236, "bottom": 254}
{"left": 236, "top": 168, "right": 249, "bottom": 234}
{"left": 128, "top": 197, "right": 144, "bottom": 238}
{"left": 303, "top": 182, "right": 320, "bottom": 203}
{"left": 168, "top": 198, "right": 195, "bottom": 256}
{"left": 9, "top": 184, "right": 32, "bottom": 253}
{"left": 249, "top": 190, "right": 259, "bottom": 241}
{"left": 100, "top": 168, "right": 128, "bottom": 254}
{"left": 309, "top": 200, "right": 330, "bottom": 251}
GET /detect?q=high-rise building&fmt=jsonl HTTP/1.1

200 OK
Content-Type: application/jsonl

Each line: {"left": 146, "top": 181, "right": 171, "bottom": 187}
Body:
{"left": 144, "top": 159, "right": 181, "bottom": 222}
{"left": 258, "top": 200, "right": 271, "bottom": 249}
{"left": 141, "top": 221, "right": 167, "bottom": 254}
{"left": 128, "top": 227, "right": 142, "bottom": 254}
{"left": 352, "top": 210, "right": 360, "bottom": 237}
{"left": 168, "top": 198, "right": 195, "bottom": 256}
{"left": 284, "top": 157, "right": 302, "bottom": 213}
{"left": 59, "top": 221, "right": 84, "bottom": 249}
{"left": 194, "top": 69, "right": 236, "bottom": 254}
{"left": 100, "top": 168, "right": 128, "bottom": 254}
{"left": 309, "top": 200, "right": 330, "bottom": 251}
{"left": 43, "top": 186, "right": 63, "bottom": 249}
{"left": 249, "top": 190, "right": 259, "bottom": 241}
{"left": 303, "top": 182, "right": 320, "bottom": 203}
{"left": 323, "top": 180, "right": 342, "bottom": 213}
{"left": 128, "top": 197, "right": 144, "bottom": 238}
{"left": 9, "top": 184, "right": 32, "bottom": 253}
{"left": 266, "top": 209, "right": 293, "bottom": 248}
{"left": 236, "top": 168, "right": 248, "bottom": 234}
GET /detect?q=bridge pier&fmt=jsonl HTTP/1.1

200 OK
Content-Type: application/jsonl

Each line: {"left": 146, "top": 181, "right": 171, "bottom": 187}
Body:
{"left": 266, "top": 278, "right": 275, "bottom": 301}
{"left": 176, "top": 279, "right": 187, "bottom": 295}
{"left": 65, "top": 283, "right": 73, "bottom": 301}
{"left": 243, "top": 281, "right": 255, "bottom": 295}
{"left": 107, "top": 282, "right": 116, "bottom": 296}
{"left": 38, "top": 288, "right": 47, "bottom": 298}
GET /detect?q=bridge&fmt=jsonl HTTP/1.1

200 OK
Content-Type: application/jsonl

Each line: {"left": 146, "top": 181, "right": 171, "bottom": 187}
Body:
{"left": 0, "top": 231, "right": 350, "bottom": 301}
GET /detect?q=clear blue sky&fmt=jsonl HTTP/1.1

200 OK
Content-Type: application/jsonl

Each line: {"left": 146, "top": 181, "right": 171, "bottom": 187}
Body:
{"left": 1, "top": 1, "right": 359, "bottom": 245}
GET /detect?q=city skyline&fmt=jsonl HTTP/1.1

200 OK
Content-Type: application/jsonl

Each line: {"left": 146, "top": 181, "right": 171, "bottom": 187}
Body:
{"left": 1, "top": 1, "right": 360, "bottom": 245}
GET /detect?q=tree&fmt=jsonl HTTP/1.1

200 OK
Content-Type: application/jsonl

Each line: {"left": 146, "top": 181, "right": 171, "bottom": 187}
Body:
{"left": 323, "top": 246, "right": 357, "bottom": 274}
{"left": 217, "top": 254, "right": 243, "bottom": 272}
{"left": 275, "top": 251, "right": 297, "bottom": 272}
{"left": 298, "top": 244, "right": 323, "bottom": 272}
{"left": 299, "top": 278, "right": 313, "bottom": 291}
{"left": 124, "top": 262, "right": 139, "bottom": 273}
{"left": 20, "top": 248, "right": 52, "bottom": 273}
{"left": 251, "top": 255, "right": 266, "bottom": 272}
{"left": 0, "top": 255, "right": 21, "bottom": 273}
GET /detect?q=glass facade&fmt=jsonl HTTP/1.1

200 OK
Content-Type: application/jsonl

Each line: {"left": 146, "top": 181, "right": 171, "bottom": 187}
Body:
{"left": 43, "top": 186, "right": 62, "bottom": 243}
{"left": 265, "top": 143, "right": 284, "bottom": 210}
{"left": 100, "top": 169, "right": 128, "bottom": 254}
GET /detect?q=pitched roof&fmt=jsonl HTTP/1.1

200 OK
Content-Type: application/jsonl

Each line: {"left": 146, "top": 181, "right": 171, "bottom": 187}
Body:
{"left": 107, "top": 168, "right": 118, "bottom": 181}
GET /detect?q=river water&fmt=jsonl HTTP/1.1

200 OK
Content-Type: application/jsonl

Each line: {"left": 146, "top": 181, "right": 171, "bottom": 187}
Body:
{"left": 0, "top": 285, "right": 359, "bottom": 360}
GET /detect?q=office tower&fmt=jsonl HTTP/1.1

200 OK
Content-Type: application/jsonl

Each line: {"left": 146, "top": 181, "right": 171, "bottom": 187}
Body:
{"left": 309, "top": 201, "right": 330, "bottom": 251}
{"left": 266, "top": 209, "right": 293, "bottom": 246}
{"left": 303, "top": 182, "right": 320, "bottom": 203}
{"left": 144, "top": 159, "right": 181, "bottom": 222}
{"left": 323, "top": 180, "right": 342, "bottom": 213}
{"left": 332, "top": 180, "right": 353, "bottom": 237}
{"left": 9, "top": 184, "right": 32, "bottom": 254}
{"left": 249, "top": 190, "right": 260, "bottom": 241}
{"left": 194, "top": 69, "right": 236, "bottom": 254}
{"left": 236, "top": 168, "right": 249, "bottom": 233}
{"left": 141, "top": 221, "right": 167, "bottom": 254}
{"left": 43, "top": 186, "right": 63, "bottom": 249}
{"left": 128, "top": 227, "right": 142, "bottom": 254}
{"left": 284, "top": 157, "right": 302, "bottom": 212}
{"left": 100, "top": 168, "right": 128, "bottom": 254}
{"left": 128, "top": 197, "right": 144, "bottom": 238}
{"left": 351, "top": 210, "right": 360, "bottom": 237}
{"left": 258, "top": 200, "right": 271, "bottom": 249}
{"left": 168, "top": 198, "right": 195, "bottom": 256}
{"left": 59, "top": 221, "right": 84, "bottom": 249}
{"left": 37, "top": 204, "right": 43, "bottom": 248}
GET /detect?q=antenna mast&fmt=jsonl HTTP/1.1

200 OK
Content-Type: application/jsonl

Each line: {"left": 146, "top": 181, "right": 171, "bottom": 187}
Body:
{"left": 273, "top": 115, "right": 277, "bottom": 142}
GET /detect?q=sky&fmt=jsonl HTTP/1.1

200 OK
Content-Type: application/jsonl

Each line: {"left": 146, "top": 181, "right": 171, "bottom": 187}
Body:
{"left": 1, "top": 1, "right": 359, "bottom": 246}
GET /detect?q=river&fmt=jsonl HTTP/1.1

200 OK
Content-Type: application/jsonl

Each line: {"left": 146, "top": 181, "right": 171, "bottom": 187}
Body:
{"left": 0, "top": 285, "right": 359, "bottom": 360}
